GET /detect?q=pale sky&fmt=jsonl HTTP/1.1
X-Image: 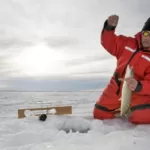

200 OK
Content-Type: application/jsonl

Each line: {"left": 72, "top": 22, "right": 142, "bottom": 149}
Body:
{"left": 0, "top": 0, "right": 149, "bottom": 91}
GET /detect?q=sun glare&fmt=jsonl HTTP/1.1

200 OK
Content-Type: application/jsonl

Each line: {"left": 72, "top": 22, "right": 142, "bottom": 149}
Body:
{"left": 14, "top": 44, "right": 66, "bottom": 77}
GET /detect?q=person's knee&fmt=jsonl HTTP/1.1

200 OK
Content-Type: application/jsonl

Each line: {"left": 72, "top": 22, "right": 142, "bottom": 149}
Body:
{"left": 93, "top": 107, "right": 115, "bottom": 120}
{"left": 128, "top": 109, "right": 150, "bottom": 124}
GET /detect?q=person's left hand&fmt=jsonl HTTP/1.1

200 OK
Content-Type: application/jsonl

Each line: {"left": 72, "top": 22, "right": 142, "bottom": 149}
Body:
{"left": 119, "top": 77, "right": 138, "bottom": 91}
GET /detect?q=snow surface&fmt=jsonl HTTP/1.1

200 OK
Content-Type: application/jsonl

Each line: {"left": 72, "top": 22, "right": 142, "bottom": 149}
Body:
{"left": 0, "top": 91, "right": 150, "bottom": 150}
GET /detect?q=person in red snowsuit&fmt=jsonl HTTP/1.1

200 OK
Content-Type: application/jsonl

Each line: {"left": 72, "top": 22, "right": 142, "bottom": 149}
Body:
{"left": 93, "top": 15, "right": 150, "bottom": 124}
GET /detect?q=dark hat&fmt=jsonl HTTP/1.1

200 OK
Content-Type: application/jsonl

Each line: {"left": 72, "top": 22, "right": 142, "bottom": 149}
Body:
{"left": 142, "top": 17, "right": 150, "bottom": 31}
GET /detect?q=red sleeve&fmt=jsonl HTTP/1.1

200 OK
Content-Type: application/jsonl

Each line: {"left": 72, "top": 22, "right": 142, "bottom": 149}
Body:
{"left": 136, "top": 67, "right": 150, "bottom": 95}
{"left": 101, "top": 29, "right": 128, "bottom": 59}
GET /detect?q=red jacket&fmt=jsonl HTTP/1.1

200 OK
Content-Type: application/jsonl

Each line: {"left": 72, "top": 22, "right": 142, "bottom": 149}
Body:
{"left": 97, "top": 24, "right": 150, "bottom": 109}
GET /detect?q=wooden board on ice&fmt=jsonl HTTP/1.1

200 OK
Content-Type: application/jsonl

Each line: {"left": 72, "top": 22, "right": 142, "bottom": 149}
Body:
{"left": 18, "top": 106, "right": 72, "bottom": 118}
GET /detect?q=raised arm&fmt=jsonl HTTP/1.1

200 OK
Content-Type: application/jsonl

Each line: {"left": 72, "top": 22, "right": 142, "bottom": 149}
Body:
{"left": 101, "top": 15, "right": 128, "bottom": 59}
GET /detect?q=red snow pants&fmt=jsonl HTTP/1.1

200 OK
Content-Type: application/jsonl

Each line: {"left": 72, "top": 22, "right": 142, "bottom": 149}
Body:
{"left": 93, "top": 83, "right": 150, "bottom": 124}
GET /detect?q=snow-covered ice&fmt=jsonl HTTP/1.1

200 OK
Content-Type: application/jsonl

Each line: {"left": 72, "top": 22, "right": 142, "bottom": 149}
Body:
{"left": 0, "top": 91, "right": 150, "bottom": 150}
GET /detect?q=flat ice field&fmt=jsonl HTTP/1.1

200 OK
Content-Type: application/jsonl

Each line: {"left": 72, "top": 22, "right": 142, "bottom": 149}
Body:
{"left": 0, "top": 91, "right": 150, "bottom": 150}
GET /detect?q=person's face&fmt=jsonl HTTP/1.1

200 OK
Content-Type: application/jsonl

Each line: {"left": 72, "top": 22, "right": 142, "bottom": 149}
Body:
{"left": 141, "top": 31, "right": 150, "bottom": 48}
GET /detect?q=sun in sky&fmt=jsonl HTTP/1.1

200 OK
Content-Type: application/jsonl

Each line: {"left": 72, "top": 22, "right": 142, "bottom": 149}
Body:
{"left": 13, "top": 43, "right": 67, "bottom": 77}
